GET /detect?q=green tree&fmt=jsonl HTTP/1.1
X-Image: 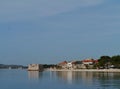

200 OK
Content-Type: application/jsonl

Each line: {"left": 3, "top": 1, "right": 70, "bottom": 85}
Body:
{"left": 111, "top": 55, "right": 120, "bottom": 68}
{"left": 98, "top": 56, "right": 111, "bottom": 68}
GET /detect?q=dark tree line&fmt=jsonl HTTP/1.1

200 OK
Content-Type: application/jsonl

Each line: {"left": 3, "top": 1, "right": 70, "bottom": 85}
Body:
{"left": 43, "top": 64, "right": 57, "bottom": 68}
{"left": 97, "top": 55, "right": 120, "bottom": 69}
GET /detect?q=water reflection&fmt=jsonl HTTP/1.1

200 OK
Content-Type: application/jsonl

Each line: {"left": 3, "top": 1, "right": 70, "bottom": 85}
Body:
{"left": 28, "top": 71, "right": 42, "bottom": 79}
{"left": 54, "top": 71, "right": 120, "bottom": 88}
{"left": 27, "top": 71, "right": 120, "bottom": 88}
{"left": 55, "top": 71, "right": 96, "bottom": 84}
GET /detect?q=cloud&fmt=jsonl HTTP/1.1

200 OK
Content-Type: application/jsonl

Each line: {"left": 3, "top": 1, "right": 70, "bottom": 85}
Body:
{"left": 0, "top": 0, "right": 104, "bottom": 22}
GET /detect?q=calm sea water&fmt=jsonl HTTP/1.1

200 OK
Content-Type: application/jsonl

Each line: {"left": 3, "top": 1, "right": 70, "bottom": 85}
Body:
{"left": 0, "top": 69, "right": 120, "bottom": 89}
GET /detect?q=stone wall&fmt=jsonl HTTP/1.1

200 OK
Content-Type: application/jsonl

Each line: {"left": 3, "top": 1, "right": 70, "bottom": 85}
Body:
{"left": 28, "top": 64, "right": 43, "bottom": 71}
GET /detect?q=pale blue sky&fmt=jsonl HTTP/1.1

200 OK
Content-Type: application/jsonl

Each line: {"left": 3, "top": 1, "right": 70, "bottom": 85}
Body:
{"left": 0, "top": 0, "right": 120, "bottom": 65}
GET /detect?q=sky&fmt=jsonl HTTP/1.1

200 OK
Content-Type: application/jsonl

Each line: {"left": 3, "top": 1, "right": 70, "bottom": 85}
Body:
{"left": 0, "top": 0, "right": 120, "bottom": 65}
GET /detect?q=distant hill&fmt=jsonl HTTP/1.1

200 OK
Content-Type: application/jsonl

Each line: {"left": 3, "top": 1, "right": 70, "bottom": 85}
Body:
{"left": 0, "top": 64, "right": 28, "bottom": 69}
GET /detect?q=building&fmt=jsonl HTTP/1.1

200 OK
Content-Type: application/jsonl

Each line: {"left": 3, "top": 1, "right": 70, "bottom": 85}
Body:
{"left": 67, "top": 62, "right": 73, "bottom": 69}
{"left": 82, "top": 59, "right": 98, "bottom": 65}
{"left": 28, "top": 64, "right": 43, "bottom": 71}
{"left": 67, "top": 61, "right": 85, "bottom": 69}
{"left": 58, "top": 60, "right": 87, "bottom": 69}
{"left": 58, "top": 61, "right": 67, "bottom": 69}
{"left": 72, "top": 61, "right": 86, "bottom": 69}
{"left": 82, "top": 59, "right": 98, "bottom": 69}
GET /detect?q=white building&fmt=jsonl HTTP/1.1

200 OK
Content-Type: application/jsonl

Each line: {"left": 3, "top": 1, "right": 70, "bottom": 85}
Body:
{"left": 67, "top": 62, "right": 73, "bottom": 69}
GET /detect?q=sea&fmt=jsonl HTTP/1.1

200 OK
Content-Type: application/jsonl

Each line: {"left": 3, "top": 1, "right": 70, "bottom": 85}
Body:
{"left": 0, "top": 69, "right": 120, "bottom": 89}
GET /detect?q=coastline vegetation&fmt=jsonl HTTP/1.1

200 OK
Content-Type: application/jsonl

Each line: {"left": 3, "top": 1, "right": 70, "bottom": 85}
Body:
{"left": 97, "top": 55, "right": 120, "bottom": 69}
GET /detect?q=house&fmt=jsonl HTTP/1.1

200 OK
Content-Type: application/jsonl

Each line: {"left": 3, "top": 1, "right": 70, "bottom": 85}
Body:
{"left": 67, "top": 61, "right": 86, "bottom": 69}
{"left": 58, "top": 61, "right": 79, "bottom": 69}
{"left": 58, "top": 60, "right": 87, "bottom": 69}
{"left": 58, "top": 61, "right": 67, "bottom": 69}
{"left": 67, "top": 62, "right": 73, "bottom": 69}
{"left": 71, "top": 61, "right": 88, "bottom": 69}
{"left": 82, "top": 59, "right": 98, "bottom": 65}
{"left": 82, "top": 59, "right": 98, "bottom": 69}
{"left": 82, "top": 59, "right": 94, "bottom": 65}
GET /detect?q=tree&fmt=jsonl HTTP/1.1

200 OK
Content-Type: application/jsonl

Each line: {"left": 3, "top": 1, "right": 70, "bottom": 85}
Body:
{"left": 98, "top": 56, "right": 111, "bottom": 68}
{"left": 111, "top": 55, "right": 120, "bottom": 68}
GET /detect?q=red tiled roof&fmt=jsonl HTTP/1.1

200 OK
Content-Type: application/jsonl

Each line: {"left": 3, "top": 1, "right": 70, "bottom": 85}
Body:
{"left": 58, "top": 61, "right": 67, "bottom": 65}
{"left": 82, "top": 59, "right": 98, "bottom": 63}
{"left": 82, "top": 60, "right": 93, "bottom": 62}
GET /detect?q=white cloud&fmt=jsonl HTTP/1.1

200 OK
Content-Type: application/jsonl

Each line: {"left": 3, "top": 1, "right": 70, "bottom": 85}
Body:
{"left": 0, "top": 0, "right": 104, "bottom": 22}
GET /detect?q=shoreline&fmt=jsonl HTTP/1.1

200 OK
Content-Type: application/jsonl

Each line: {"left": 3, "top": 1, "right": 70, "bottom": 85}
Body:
{"left": 49, "top": 69, "right": 120, "bottom": 72}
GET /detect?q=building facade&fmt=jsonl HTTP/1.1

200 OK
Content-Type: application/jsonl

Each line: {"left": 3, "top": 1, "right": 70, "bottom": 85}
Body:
{"left": 28, "top": 64, "right": 43, "bottom": 71}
